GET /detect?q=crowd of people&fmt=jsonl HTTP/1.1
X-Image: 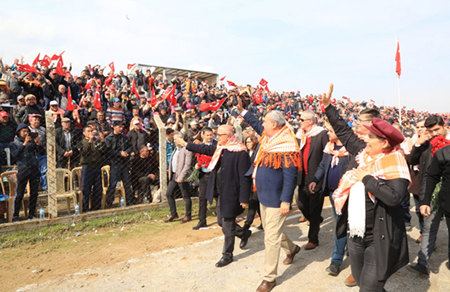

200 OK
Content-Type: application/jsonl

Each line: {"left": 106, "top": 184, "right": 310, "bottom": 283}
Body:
{"left": 1, "top": 55, "right": 450, "bottom": 291}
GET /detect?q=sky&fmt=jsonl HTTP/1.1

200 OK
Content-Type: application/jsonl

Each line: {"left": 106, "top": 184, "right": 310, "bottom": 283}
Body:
{"left": 2, "top": 0, "right": 449, "bottom": 113}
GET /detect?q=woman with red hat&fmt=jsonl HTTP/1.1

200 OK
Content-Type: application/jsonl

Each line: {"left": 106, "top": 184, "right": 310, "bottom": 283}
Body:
{"left": 330, "top": 117, "right": 412, "bottom": 291}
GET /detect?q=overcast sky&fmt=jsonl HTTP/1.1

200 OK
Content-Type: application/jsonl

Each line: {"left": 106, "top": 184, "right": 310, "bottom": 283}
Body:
{"left": 2, "top": 0, "right": 449, "bottom": 113}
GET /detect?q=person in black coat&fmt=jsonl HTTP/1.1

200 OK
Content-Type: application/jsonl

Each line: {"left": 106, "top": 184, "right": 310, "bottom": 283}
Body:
{"left": 176, "top": 125, "right": 251, "bottom": 268}
{"left": 324, "top": 84, "right": 410, "bottom": 291}
{"left": 243, "top": 135, "right": 262, "bottom": 232}
{"left": 55, "top": 118, "right": 79, "bottom": 169}
{"left": 296, "top": 110, "right": 329, "bottom": 250}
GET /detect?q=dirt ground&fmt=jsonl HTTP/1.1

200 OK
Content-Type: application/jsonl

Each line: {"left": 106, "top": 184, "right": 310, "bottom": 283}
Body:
{"left": 2, "top": 201, "right": 450, "bottom": 292}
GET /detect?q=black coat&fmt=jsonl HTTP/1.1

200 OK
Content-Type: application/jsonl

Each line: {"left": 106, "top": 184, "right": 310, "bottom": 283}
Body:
{"left": 55, "top": 127, "right": 80, "bottom": 168}
{"left": 186, "top": 143, "right": 251, "bottom": 218}
{"left": 425, "top": 145, "right": 450, "bottom": 215}
{"left": 409, "top": 141, "right": 432, "bottom": 204}
{"left": 326, "top": 104, "right": 409, "bottom": 281}
{"left": 297, "top": 129, "right": 329, "bottom": 193}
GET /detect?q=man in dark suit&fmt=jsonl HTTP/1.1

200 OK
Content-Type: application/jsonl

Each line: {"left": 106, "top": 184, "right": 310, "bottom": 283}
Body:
{"left": 296, "top": 110, "right": 329, "bottom": 250}
{"left": 237, "top": 101, "right": 301, "bottom": 292}
{"left": 55, "top": 117, "right": 79, "bottom": 169}
{"left": 176, "top": 125, "right": 251, "bottom": 268}
{"left": 192, "top": 127, "right": 217, "bottom": 230}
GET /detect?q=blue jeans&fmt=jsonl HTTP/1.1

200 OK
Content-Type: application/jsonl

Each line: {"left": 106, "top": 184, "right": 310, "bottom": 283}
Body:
{"left": 418, "top": 209, "right": 444, "bottom": 267}
{"left": 37, "top": 154, "right": 47, "bottom": 190}
{"left": 106, "top": 164, "right": 133, "bottom": 205}
{"left": 329, "top": 190, "right": 347, "bottom": 265}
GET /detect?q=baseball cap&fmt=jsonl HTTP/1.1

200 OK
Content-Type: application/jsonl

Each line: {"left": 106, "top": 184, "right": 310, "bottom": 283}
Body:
{"left": 113, "top": 98, "right": 120, "bottom": 102}
{"left": 50, "top": 100, "right": 58, "bottom": 106}
{"left": 0, "top": 111, "right": 8, "bottom": 118}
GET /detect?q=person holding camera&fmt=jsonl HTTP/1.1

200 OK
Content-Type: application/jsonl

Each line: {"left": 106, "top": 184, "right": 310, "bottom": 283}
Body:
{"left": 78, "top": 125, "right": 107, "bottom": 211}
{"left": 9, "top": 123, "right": 45, "bottom": 221}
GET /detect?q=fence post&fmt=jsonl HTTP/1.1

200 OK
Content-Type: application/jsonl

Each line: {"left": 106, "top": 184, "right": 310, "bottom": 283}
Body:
{"left": 45, "top": 111, "right": 58, "bottom": 218}
{"left": 153, "top": 115, "right": 167, "bottom": 201}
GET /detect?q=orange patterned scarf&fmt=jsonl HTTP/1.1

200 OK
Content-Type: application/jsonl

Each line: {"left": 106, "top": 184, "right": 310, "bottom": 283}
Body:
{"left": 333, "top": 147, "right": 411, "bottom": 215}
{"left": 323, "top": 141, "right": 348, "bottom": 167}
{"left": 252, "top": 125, "right": 301, "bottom": 180}
{"left": 207, "top": 135, "right": 246, "bottom": 171}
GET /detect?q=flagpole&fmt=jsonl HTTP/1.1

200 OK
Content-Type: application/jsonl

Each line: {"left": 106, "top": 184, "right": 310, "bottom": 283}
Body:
{"left": 397, "top": 75, "right": 401, "bottom": 126}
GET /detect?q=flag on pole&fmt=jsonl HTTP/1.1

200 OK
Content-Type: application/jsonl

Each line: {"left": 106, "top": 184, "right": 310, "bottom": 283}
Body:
{"left": 16, "top": 64, "right": 41, "bottom": 75}
{"left": 253, "top": 90, "right": 264, "bottom": 104}
{"left": 227, "top": 80, "right": 237, "bottom": 87}
{"left": 104, "top": 74, "right": 114, "bottom": 86}
{"left": 220, "top": 76, "right": 226, "bottom": 81}
{"left": 150, "top": 87, "right": 157, "bottom": 107}
{"left": 395, "top": 41, "right": 401, "bottom": 77}
{"left": 109, "top": 62, "right": 115, "bottom": 73}
{"left": 259, "top": 78, "right": 269, "bottom": 91}
{"left": 32, "top": 53, "right": 40, "bottom": 66}
{"left": 66, "top": 87, "right": 75, "bottom": 111}
{"left": 55, "top": 57, "right": 65, "bottom": 76}
{"left": 162, "top": 86, "right": 177, "bottom": 105}
{"left": 40, "top": 55, "right": 51, "bottom": 67}
{"left": 127, "top": 63, "right": 136, "bottom": 70}
{"left": 93, "top": 91, "right": 102, "bottom": 110}
{"left": 199, "top": 97, "right": 227, "bottom": 112}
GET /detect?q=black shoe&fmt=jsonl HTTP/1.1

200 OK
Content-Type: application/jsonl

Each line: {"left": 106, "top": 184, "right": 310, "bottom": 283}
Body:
{"left": 28, "top": 215, "right": 39, "bottom": 220}
{"left": 240, "top": 230, "right": 252, "bottom": 249}
{"left": 12, "top": 216, "right": 19, "bottom": 222}
{"left": 192, "top": 222, "right": 207, "bottom": 230}
{"left": 406, "top": 263, "right": 429, "bottom": 276}
{"left": 326, "top": 261, "right": 341, "bottom": 276}
{"left": 215, "top": 257, "right": 233, "bottom": 268}
{"left": 256, "top": 224, "right": 264, "bottom": 230}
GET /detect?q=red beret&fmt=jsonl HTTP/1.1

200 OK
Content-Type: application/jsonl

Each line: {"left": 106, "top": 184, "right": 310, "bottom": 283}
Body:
{"left": 364, "top": 118, "right": 404, "bottom": 146}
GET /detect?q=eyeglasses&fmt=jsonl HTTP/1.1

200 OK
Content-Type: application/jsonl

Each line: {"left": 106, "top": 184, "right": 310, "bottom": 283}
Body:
{"left": 216, "top": 133, "right": 228, "bottom": 137}
{"left": 299, "top": 118, "right": 310, "bottom": 122}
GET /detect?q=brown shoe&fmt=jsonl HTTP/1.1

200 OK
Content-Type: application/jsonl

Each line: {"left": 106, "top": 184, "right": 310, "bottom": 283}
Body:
{"left": 344, "top": 274, "right": 357, "bottom": 287}
{"left": 298, "top": 216, "right": 307, "bottom": 223}
{"left": 283, "top": 245, "right": 301, "bottom": 265}
{"left": 163, "top": 214, "right": 179, "bottom": 222}
{"left": 256, "top": 280, "right": 276, "bottom": 292}
{"left": 304, "top": 242, "right": 318, "bottom": 250}
{"left": 416, "top": 234, "right": 422, "bottom": 244}
{"left": 181, "top": 216, "right": 191, "bottom": 223}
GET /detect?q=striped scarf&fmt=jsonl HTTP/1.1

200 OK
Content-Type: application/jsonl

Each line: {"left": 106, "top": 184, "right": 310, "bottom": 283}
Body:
{"left": 252, "top": 125, "right": 301, "bottom": 182}
{"left": 207, "top": 135, "right": 246, "bottom": 171}
{"left": 333, "top": 148, "right": 410, "bottom": 237}
{"left": 323, "top": 141, "right": 349, "bottom": 167}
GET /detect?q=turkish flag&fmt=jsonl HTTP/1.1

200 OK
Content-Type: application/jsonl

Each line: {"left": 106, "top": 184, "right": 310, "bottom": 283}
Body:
{"left": 84, "top": 79, "right": 93, "bottom": 90}
{"left": 104, "top": 74, "right": 113, "bottom": 86}
{"left": 220, "top": 76, "right": 226, "bottom": 81}
{"left": 55, "top": 57, "right": 65, "bottom": 76}
{"left": 93, "top": 91, "right": 102, "bottom": 110}
{"left": 66, "top": 87, "right": 75, "bottom": 111}
{"left": 259, "top": 78, "right": 268, "bottom": 87}
{"left": 109, "top": 62, "right": 115, "bottom": 73}
{"left": 199, "top": 97, "right": 227, "bottom": 112}
{"left": 40, "top": 55, "right": 51, "bottom": 67}
{"left": 395, "top": 41, "right": 401, "bottom": 77}
{"left": 16, "top": 64, "right": 41, "bottom": 75}
{"left": 150, "top": 87, "right": 157, "bottom": 107}
{"left": 162, "top": 86, "right": 177, "bottom": 105}
{"left": 227, "top": 80, "right": 237, "bottom": 87}
{"left": 370, "top": 99, "right": 375, "bottom": 103}
{"left": 330, "top": 98, "right": 336, "bottom": 104}
{"left": 319, "top": 101, "right": 326, "bottom": 113}
{"left": 286, "top": 112, "right": 291, "bottom": 120}
{"left": 127, "top": 63, "right": 136, "bottom": 70}
{"left": 131, "top": 78, "right": 140, "bottom": 99}
{"left": 32, "top": 53, "right": 40, "bottom": 66}
{"left": 50, "top": 54, "right": 59, "bottom": 62}
{"left": 253, "top": 91, "right": 263, "bottom": 105}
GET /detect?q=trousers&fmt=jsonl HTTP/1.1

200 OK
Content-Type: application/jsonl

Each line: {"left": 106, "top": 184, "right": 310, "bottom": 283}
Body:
{"left": 81, "top": 166, "right": 102, "bottom": 211}
{"left": 418, "top": 209, "right": 446, "bottom": 267}
{"left": 297, "top": 185, "right": 324, "bottom": 244}
{"left": 166, "top": 174, "right": 191, "bottom": 217}
{"left": 216, "top": 197, "right": 245, "bottom": 260}
{"left": 328, "top": 190, "right": 347, "bottom": 265}
{"left": 13, "top": 166, "right": 41, "bottom": 218}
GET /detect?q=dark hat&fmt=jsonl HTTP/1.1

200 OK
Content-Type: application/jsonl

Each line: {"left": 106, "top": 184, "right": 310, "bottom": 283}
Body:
{"left": 364, "top": 118, "right": 404, "bottom": 146}
{"left": 16, "top": 123, "right": 29, "bottom": 133}
{"left": 112, "top": 121, "right": 124, "bottom": 127}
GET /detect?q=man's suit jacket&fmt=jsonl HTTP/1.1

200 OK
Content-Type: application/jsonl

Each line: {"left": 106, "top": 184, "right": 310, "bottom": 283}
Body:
{"left": 55, "top": 127, "right": 79, "bottom": 164}
{"left": 186, "top": 143, "right": 251, "bottom": 218}
{"left": 297, "top": 130, "right": 329, "bottom": 193}
{"left": 168, "top": 146, "right": 193, "bottom": 182}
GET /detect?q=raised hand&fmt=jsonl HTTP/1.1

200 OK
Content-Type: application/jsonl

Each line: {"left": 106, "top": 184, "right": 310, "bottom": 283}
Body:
{"left": 322, "top": 83, "right": 334, "bottom": 108}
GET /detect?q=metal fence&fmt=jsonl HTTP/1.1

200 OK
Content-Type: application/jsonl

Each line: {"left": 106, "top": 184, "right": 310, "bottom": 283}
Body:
{"left": 0, "top": 111, "right": 201, "bottom": 223}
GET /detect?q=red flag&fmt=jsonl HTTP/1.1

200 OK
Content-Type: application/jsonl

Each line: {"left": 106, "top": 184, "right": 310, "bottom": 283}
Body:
{"left": 131, "top": 78, "right": 140, "bottom": 99}
{"left": 259, "top": 78, "right": 268, "bottom": 87}
{"left": 127, "top": 63, "right": 136, "bottom": 70}
{"left": 253, "top": 91, "right": 263, "bottom": 105}
{"left": 84, "top": 79, "right": 93, "bottom": 90}
{"left": 286, "top": 112, "right": 291, "bottom": 120}
{"left": 109, "top": 62, "right": 115, "bottom": 73}
{"left": 32, "top": 53, "right": 40, "bottom": 66}
{"left": 370, "top": 99, "right": 375, "bottom": 103}
{"left": 66, "top": 87, "right": 75, "bottom": 111}
{"left": 227, "top": 80, "right": 237, "bottom": 87}
{"left": 16, "top": 64, "right": 41, "bottom": 75}
{"left": 162, "top": 86, "right": 177, "bottom": 105}
{"left": 93, "top": 91, "right": 102, "bottom": 110}
{"left": 104, "top": 74, "right": 113, "bottom": 86}
{"left": 199, "top": 97, "right": 227, "bottom": 112}
{"left": 150, "top": 87, "right": 157, "bottom": 107}
{"left": 40, "top": 55, "right": 51, "bottom": 67}
{"left": 50, "top": 54, "right": 59, "bottom": 62}
{"left": 319, "top": 101, "right": 325, "bottom": 113}
{"left": 330, "top": 98, "right": 336, "bottom": 104}
{"left": 220, "top": 76, "right": 226, "bottom": 82}
{"left": 55, "top": 57, "right": 65, "bottom": 76}
{"left": 395, "top": 40, "right": 401, "bottom": 77}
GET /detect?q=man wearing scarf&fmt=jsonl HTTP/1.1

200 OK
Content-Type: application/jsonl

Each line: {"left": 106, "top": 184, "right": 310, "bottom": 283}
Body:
{"left": 237, "top": 100, "right": 301, "bottom": 292}
{"left": 176, "top": 125, "right": 251, "bottom": 268}
{"left": 295, "top": 110, "right": 329, "bottom": 250}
